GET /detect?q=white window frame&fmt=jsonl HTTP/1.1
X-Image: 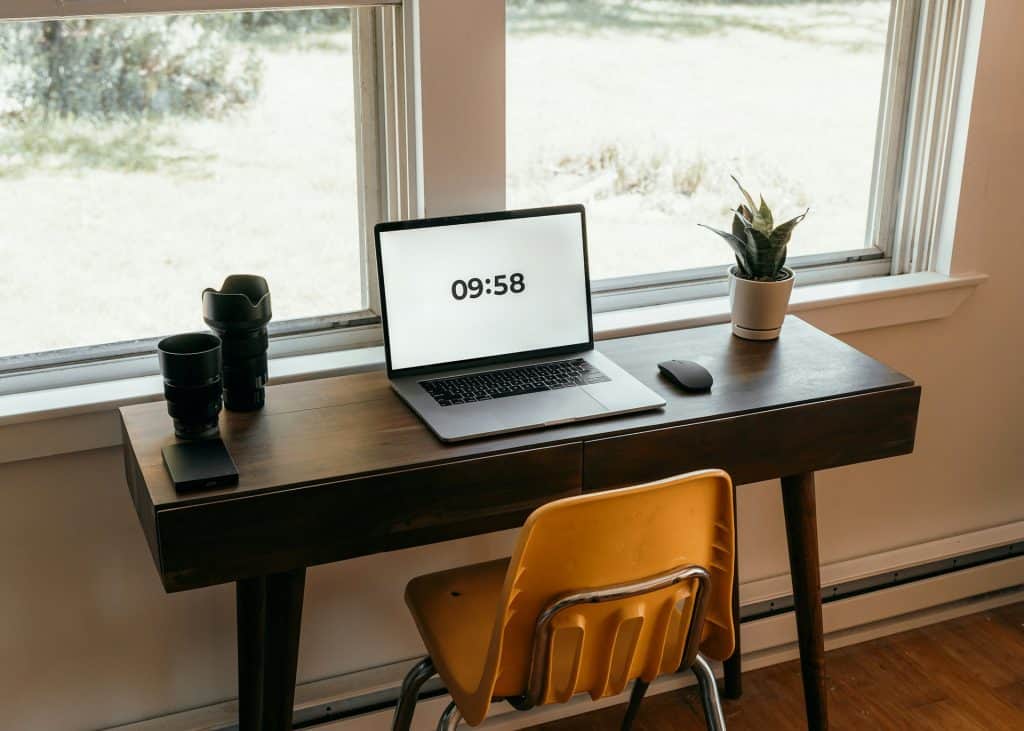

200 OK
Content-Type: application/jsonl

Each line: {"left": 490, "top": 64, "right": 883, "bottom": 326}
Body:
{"left": 878, "top": 0, "right": 979, "bottom": 277}
{"left": 0, "top": 0, "right": 981, "bottom": 394}
{"left": 494, "top": 0, "right": 978, "bottom": 313}
{"left": 3, "top": 0, "right": 389, "bottom": 20}
{"left": 0, "top": 0, "right": 402, "bottom": 388}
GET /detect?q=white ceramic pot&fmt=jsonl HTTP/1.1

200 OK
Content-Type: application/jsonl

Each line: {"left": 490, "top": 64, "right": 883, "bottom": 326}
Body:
{"left": 728, "top": 266, "right": 795, "bottom": 340}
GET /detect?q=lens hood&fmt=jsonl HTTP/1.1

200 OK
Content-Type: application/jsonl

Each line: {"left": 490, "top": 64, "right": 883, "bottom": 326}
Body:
{"left": 157, "top": 333, "right": 222, "bottom": 386}
{"left": 202, "top": 275, "right": 272, "bottom": 331}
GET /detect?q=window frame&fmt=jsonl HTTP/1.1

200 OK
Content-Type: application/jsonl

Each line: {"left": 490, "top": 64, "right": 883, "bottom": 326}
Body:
{"left": 501, "top": 0, "right": 974, "bottom": 312}
{"left": 0, "top": 0, "right": 401, "bottom": 383}
{"left": 3, "top": 0, "right": 394, "bottom": 21}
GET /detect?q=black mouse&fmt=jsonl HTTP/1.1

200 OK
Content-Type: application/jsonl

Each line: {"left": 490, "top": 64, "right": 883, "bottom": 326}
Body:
{"left": 657, "top": 360, "right": 713, "bottom": 392}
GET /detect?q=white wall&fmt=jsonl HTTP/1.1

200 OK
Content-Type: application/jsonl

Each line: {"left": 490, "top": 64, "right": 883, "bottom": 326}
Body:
{"left": 2, "top": 2, "right": 1023, "bottom": 729}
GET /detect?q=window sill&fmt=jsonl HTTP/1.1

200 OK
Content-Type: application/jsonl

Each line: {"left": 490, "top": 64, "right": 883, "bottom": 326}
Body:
{"left": 0, "top": 271, "right": 985, "bottom": 465}
{"left": 594, "top": 270, "right": 987, "bottom": 339}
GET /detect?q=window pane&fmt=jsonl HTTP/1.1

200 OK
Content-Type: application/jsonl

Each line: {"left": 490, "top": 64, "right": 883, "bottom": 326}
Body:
{"left": 507, "top": 0, "right": 890, "bottom": 281}
{"left": 0, "top": 9, "right": 361, "bottom": 358}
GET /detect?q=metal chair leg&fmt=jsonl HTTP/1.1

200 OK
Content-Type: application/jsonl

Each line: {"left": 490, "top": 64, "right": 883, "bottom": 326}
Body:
{"left": 437, "top": 700, "right": 462, "bottom": 730}
{"left": 393, "top": 657, "right": 437, "bottom": 731}
{"left": 621, "top": 678, "right": 650, "bottom": 730}
{"left": 691, "top": 654, "right": 727, "bottom": 731}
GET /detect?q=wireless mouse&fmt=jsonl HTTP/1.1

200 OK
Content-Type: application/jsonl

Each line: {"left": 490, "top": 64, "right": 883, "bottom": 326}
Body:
{"left": 657, "top": 360, "right": 713, "bottom": 393}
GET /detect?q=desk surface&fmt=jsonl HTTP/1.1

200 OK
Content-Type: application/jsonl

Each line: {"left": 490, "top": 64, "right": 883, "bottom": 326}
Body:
{"left": 123, "top": 317, "right": 911, "bottom": 509}
{"left": 121, "top": 317, "right": 919, "bottom": 591}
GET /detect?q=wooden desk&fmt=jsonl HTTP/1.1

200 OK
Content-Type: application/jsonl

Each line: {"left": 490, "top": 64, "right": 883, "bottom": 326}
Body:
{"left": 120, "top": 317, "right": 920, "bottom": 731}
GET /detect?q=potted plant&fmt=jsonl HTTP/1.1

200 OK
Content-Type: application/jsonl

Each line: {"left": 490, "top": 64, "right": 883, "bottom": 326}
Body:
{"left": 701, "top": 176, "right": 808, "bottom": 340}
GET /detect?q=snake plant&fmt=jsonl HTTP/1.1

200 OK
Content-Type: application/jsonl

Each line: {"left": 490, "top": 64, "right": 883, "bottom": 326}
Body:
{"left": 700, "top": 176, "right": 808, "bottom": 281}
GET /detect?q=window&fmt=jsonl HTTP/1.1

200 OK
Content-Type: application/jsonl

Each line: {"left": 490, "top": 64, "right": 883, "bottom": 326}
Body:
{"left": 0, "top": 0, "right": 979, "bottom": 388}
{"left": 505, "top": 0, "right": 975, "bottom": 306}
{"left": 0, "top": 2, "right": 391, "bottom": 368}
{"left": 507, "top": 0, "right": 889, "bottom": 280}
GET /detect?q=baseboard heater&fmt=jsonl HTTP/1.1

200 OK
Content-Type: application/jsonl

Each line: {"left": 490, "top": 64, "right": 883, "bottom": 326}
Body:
{"left": 741, "top": 539, "right": 1022, "bottom": 622}
{"left": 290, "top": 682, "right": 449, "bottom": 729}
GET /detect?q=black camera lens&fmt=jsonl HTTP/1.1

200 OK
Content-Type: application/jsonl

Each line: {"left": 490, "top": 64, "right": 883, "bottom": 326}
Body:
{"left": 157, "top": 333, "right": 223, "bottom": 440}
{"left": 202, "top": 275, "right": 272, "bottom": 412}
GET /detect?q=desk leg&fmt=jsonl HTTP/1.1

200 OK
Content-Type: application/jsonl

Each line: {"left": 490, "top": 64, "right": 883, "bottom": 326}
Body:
{"left": 723, "top": 487, "right": 742, "bottom": 699}
{"left": 238, "top": 577, "right": 268, "bottom": 730}
{"left": 781, "top": 472, "right": 828, "bottom": 731}
{"left": 237, "top": 569, "right": 307, "bottom": 731}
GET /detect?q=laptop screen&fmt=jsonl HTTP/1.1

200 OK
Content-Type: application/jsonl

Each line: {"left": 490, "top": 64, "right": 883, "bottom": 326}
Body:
{"left": 376, "top": 206, "right": 593, "bottom": 377}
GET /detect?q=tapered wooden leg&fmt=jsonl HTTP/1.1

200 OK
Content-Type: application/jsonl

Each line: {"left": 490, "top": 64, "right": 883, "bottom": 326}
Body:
{"left": 781, "top": 472, "right": 828, "bottom": 731}
{"left": 236, "top": 569, "right": 307, "bottom": 731}
{"left": 262, "top": 569, "right": 306, "bottom": 730}
{"left": 237, "top": 577, "right": 268, "bottom": 730}
{"left": 723, "top": 485, "right": 742, "bottom": 699}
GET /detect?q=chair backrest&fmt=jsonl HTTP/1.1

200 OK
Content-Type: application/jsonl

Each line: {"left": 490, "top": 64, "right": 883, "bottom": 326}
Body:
{"left": 460, "top": 469, "right": 735, "bottom": 725}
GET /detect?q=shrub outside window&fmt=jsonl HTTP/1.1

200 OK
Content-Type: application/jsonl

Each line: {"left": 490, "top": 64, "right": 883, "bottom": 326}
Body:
{"left": 0, "top": 8, "right": 364, "bottom": 360}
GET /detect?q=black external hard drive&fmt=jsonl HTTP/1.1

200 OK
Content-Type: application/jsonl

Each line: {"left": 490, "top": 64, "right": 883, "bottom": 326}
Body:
{"left": 161, "top": 438, "right": 239, "bottom": 493}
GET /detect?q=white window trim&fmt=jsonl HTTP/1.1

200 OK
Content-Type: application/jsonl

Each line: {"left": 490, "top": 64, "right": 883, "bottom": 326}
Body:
{"left": 397, "top": 0, "right": 982, "bottom": 314}
{"left": 4, "top": 0, "right": 395, "bottom": 20}
{"left": 874, "top": 0, "right": 982, "bottom": 276}
{"left": 0, "top": 1, "right": 395, "bottom": 376}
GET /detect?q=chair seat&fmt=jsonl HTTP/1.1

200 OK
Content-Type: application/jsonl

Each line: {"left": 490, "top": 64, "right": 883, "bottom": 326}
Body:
{"left": 405, "top": 557, "right": 511, "bottom": 703}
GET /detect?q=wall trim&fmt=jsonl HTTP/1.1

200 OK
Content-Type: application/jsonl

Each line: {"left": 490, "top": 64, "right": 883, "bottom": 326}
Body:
{"left": 740, "top": 518, "right": 1024, "bottom": 605}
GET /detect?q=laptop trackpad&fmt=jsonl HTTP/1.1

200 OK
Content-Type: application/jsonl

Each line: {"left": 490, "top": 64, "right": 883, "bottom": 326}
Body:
{"left": 499, "top": 387, "right": 606, "bottom": 426}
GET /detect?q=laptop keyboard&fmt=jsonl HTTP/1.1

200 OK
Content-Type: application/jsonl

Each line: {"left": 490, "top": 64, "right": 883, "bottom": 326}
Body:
{"left": 420, "top": 358, "right": 610, "bottom": 407}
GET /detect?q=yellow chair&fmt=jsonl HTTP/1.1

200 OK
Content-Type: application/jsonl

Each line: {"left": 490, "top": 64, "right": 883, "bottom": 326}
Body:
{"left": 392, "top": 469, "right": 735, "bottom": 731}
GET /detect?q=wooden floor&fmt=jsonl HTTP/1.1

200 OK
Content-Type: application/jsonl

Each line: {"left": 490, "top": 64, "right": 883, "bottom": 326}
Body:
{"left": 531, "top": 602, "right": 1024, "bottom": 730}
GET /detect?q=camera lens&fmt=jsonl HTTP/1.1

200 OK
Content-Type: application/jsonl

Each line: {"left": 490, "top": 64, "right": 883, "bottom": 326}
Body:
{"left": 202, "top": 275, "right": 272, "bottom": 412}
{"left": 157, "top": 332, "right": 223, "bottom": 440}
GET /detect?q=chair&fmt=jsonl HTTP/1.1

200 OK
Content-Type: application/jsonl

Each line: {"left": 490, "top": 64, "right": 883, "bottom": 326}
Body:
{"left": 392, "top": 469, "right": 736, "bottom": 730}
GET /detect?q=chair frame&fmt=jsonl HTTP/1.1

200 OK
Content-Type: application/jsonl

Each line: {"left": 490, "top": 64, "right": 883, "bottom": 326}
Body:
{"left": 394, "top": 564, "right": 727, "bottom": 731}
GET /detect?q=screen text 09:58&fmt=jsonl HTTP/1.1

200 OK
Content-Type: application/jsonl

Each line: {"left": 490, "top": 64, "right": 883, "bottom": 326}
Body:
{"left": 451, "top": 273, "right": 525, "bottom": 300}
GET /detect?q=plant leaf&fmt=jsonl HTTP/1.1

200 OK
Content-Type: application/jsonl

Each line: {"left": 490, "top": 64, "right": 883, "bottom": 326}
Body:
{"left": 757, "top": 195, "right": 773, "bottom": 233}
{"left": 770, "top": 208, "right": 809, "bottom": 248}
{"left": 772, "top": 242, "right": 788, "bottom": 275}
{"left": 731, "top": 175, "right": 758, "bottom": 216}
{"left": 699, "top": 223, "right": 751, "bottom": 276}
{"left": 744, "top": 226, "right": 784, "bottom": 279}
{"left": 732, "top": 206, "right": 751, "bottom": 241}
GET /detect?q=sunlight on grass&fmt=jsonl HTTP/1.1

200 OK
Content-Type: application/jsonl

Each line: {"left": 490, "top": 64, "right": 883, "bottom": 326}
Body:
{"left": 0, "top": 28, "right": 361, "bottom": 357}
{"left": 0, "top": 118, "right": 214, "bottom": 178}
{"left": 507, "top": 0, "right": 890, "bottom": 279}
{"left": 507, "top": 0, "right": 889, "bottom": 51}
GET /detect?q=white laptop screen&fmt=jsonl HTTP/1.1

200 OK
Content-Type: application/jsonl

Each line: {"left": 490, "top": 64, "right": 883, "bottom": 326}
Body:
{"left": 377, "top": 208, "right": 592, "bottom": 376}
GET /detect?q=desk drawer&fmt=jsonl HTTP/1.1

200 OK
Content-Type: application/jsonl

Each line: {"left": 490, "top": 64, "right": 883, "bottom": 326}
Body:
{"left": 584, "top": 386, "right": 920, "bottom": 491}
{"left": 156, "top": 442, "right": 582, "bottom": 591}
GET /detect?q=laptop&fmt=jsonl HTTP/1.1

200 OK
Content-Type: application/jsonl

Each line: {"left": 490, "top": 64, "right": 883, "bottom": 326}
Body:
{"left": 374, "top": 204, "right": 665, "bottom": 442}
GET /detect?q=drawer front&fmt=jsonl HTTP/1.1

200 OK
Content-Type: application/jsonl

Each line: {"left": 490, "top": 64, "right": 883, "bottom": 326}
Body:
{"left": 584, "top": 386, "right": 920, "bottom": 492}
{"left": 156, "top": 442, "right": 582, "bottom": 591}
